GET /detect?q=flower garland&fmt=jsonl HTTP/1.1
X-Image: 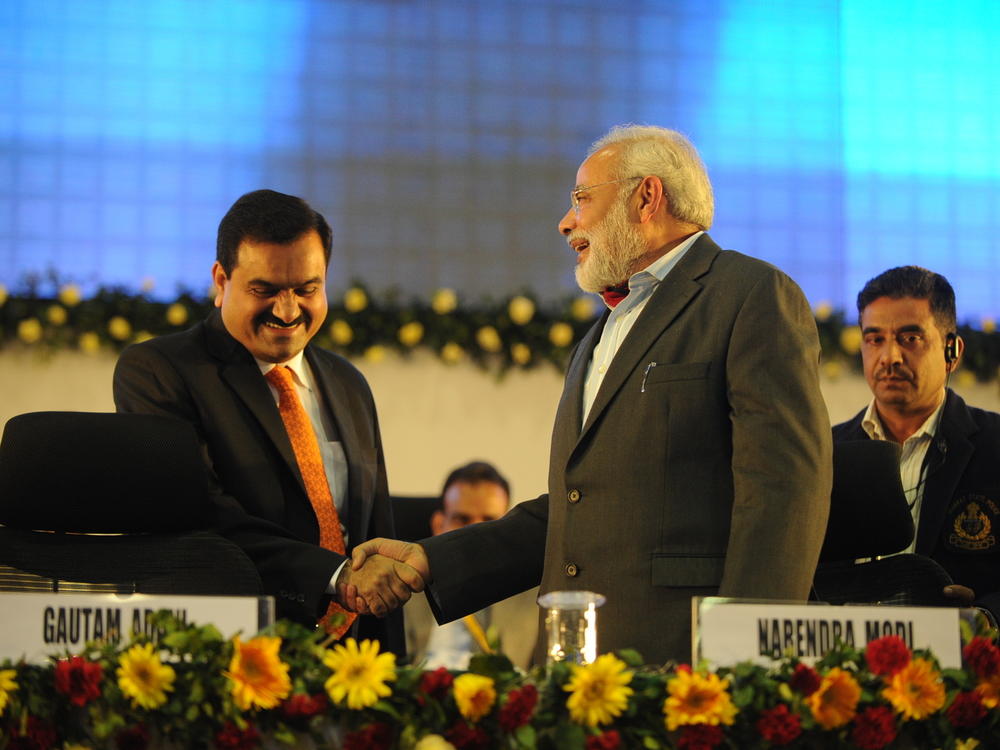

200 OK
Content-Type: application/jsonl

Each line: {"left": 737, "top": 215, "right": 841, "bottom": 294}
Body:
{"left": 3, "top": 279, "right": 1000, "bottom": 381}
{"left": 2, "top": 615, "right": 1000, "bottom": 750}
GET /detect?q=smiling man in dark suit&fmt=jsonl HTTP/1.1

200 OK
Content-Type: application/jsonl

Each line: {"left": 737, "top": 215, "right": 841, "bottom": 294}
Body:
{"left": 114, "top": 189, "right": 421, "bottom": 653}
{"left": 352, "top": 125, "right": 832, "bottom": 665}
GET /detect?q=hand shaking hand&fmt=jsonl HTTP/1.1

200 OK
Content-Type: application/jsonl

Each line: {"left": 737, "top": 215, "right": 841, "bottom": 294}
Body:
{"left": 338, "top": 538, "right": 432, "bottom": 617}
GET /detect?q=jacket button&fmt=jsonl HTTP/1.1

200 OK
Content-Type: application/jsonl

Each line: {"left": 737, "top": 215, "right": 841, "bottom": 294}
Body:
{"left": 565, "top": 562, "right": 578, "bottom": 577}
{"left": 567, "top": 489, "right": 581, "bottom": 503}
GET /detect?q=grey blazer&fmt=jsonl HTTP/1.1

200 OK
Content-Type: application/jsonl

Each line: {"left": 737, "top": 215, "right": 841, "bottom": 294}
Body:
{"left": 422, "top": 234, "right": 832, "bottom": 665}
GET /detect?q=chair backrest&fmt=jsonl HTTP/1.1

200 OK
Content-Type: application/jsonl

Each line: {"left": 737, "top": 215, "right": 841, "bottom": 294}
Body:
{"left": 0, "top": 411, "right": 260, "bottom": 596}
{"left": 391, "top": 495, "right": 441, "bottom": 542}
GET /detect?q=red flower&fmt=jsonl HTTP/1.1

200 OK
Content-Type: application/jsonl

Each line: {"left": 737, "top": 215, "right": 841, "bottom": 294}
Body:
{"left": 343, "top": 722, "right": 392, "bottom": 750}
{"left": 418, "top": 666, "right": 455, "bottom": 703}
{"left": 214, "top": 721, "right": 260, "bottom": 750}
{"left": 850, "top": 706, "right": 897, "bottom": 750}
{"left": 677, "top": 724, "right": 724, "bottom": 750}
{"left": 586, "top": 730, "right": 622, "bottom": 750}
{"left": 963, "top": 637, "right": 1000, "bottom": 679}
{"left": 6, "top": 716, "right": 58, "bottom": 750}
{"left": 498, "top": 684, "right": 538, "bottom": 731}
{"left": 865, "top": 635, "right": 911, "bottom": 677}
{"left": 948, "top": 691, "right": 988, "bottom": 729}
{"left": 755, "top": 704, "right": 802, "bottom": 746}
{"left": 446, "top": 720, "right": 491, "bottom": 750}
{"left": 281, "top": 692, "right": 328, "bottom": 719}
{"left": 788, "top": 663, "right": 821, "bottom": 696}
{"left": 54, "top": 655, "right": 104, "bottom": 707}
{"left": 115, "top": 724, "right": 150, "bottom": 750}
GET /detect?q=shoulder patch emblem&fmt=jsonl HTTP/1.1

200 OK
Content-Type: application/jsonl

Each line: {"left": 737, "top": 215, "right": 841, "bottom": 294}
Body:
{"left": 948, "top": 495, "right": 997, "bottom": 551}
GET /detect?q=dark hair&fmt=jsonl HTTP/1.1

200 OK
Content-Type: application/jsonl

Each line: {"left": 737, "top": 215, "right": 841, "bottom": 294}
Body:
{"left": 856, "top": 265, "right": 957, "bottom": 333}
{"left": 441, "top": 461, "right": 511, "bottom": 503}
{"left": 216, "top": 189, "right": 332, "bottom": 274}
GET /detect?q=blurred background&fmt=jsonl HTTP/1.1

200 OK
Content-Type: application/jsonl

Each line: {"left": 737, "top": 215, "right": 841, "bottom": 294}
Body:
{"left": 3, "top": 0, "right": 1000, "bottom": 493}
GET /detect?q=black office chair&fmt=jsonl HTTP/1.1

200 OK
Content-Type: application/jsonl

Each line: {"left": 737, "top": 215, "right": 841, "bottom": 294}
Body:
{"left": 390, "top": 495, "right": 441, "bottom": 542}
{"left": 0, "top": 411, "right": 261, "bottom": 596}
{"left": 812, "top": 440, "right": 954, "bottom": 607}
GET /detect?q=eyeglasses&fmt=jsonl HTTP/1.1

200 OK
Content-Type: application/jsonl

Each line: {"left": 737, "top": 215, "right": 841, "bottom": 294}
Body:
{"left": 569, "top": 176, "right": 643, "bottom": 215}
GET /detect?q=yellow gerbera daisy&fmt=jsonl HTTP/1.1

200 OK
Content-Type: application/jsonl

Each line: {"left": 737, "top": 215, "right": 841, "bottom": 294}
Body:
{"left": 564, "top": 653, "right": 634, "bottom": 728}
{"left": 453, "top": 673, "right": 497, "bottom": 722}
{"left": 663, "top": 668, "right": 738, "bottom": 731}
{"left": 323, "top": 638, "right": 396, "bottom": 710}
{"left": 227, "top": 635, "right": 292, "bottom": 710}
{"left": 806, "top": 667, "right": 860, "bottom": 729}
{"left": 0, "top": 669, "right": 17, "bottom": 715}
{"left": 882, "top": 657, "right": 945, "bottom": 720}
{"left": 116, "top": 643, "right": 176, "bottom": 710}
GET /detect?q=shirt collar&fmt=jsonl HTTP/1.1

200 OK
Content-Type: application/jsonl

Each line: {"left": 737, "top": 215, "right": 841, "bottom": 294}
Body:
{"left": 861, "top": 393, "right": 946, "bottom": 443}
{"left": 257, "top": 350, "right": 311, "bottom": 390}
{"left": 601, "top": 230, "right": 703, "bottom": 310}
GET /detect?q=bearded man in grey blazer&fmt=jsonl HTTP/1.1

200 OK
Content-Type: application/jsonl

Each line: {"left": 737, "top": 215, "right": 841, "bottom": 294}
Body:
{"left": 353, "top": 125, "right": 833, "bottom": 665}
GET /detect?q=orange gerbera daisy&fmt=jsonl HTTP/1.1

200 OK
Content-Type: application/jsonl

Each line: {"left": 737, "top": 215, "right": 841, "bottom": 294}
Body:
{"left": 974, "top": 673, "right": 1000, "bottom": 709}
{"left": 805, "top": 667, "right": 861, "bottom": 729}
{"left": 882, "top": 657, "right": 945, "bottom": 720}
{"left": 663, "top": 669, "right": 738, "bottom": 731}
{"left": 227, "top": 635, "right": 292, "bottom": 710}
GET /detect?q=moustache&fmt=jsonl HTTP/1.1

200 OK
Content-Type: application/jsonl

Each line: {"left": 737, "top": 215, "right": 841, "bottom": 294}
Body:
{"left": 256, "top": 311, "right": 309, "bottom": 329}
{"left": 875, "top": 366, "right": 914, "bottom": 383}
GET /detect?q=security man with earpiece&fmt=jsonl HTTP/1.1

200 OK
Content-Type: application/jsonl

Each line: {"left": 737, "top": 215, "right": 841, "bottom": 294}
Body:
{"left": 834, "top": 265, "right": 1000, "bottom": 620}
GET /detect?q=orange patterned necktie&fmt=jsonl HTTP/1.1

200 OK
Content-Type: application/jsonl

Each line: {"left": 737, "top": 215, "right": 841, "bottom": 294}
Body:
{"left": 264, "top": 365, "right": 356, "bottom": 638}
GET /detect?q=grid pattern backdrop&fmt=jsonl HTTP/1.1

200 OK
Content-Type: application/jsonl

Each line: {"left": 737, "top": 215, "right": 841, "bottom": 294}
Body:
{"left": 2, "top": 0, "right": 999, "bottom": 321}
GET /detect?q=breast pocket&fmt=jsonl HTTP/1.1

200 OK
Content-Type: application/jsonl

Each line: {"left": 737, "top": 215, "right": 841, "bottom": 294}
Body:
{"left": 643, "top": 361, "right": 711, "bottom": 387}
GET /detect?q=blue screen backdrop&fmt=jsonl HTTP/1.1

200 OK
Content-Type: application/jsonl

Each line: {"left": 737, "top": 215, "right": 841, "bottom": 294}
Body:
{"left": 1, "top": 0, "right": 998, "bottom": 322}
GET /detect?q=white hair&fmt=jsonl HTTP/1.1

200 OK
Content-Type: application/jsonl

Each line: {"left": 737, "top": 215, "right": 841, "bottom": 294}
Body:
{"left": 587, "top": 124, "right": 714, "bottom": 230}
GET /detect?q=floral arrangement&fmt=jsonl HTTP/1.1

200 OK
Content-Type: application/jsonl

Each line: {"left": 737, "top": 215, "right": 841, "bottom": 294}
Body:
{"left": 3, "top": 278, "right": 1000, "bottom": 381}
{"left": 2, "top": 614, "right": 1000, "bottom": 750}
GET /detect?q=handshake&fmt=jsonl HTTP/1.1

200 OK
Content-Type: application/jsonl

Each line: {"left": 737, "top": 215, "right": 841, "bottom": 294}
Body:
{"left": 336, "top": 538, "right": 432, "bottom": 617}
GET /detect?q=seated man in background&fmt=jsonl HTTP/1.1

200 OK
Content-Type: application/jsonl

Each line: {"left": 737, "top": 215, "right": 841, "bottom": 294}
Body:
{"left": 833, "top": 266, "right": 1000, "bottom": 619}
{"left": 404, "top": 461, "right": 538, "bottom": 670}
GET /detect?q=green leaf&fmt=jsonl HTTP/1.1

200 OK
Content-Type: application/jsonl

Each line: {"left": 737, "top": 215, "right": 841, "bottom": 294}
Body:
{"left": 616, "top": 649, "right": 644, "bottom": 668}
{"left": 553, "top": 722, "right": 586, "bottom": 750}
{"left": 515, "top": 724, "right": 537, "bottom": 749}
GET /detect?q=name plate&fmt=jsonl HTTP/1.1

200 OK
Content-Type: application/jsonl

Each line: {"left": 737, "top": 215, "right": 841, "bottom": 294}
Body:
{"left": 0, "top": 592, "right": 274, "bottom": 664}
{"left": 694, "top": 597, "right": 963, "bottom": 668}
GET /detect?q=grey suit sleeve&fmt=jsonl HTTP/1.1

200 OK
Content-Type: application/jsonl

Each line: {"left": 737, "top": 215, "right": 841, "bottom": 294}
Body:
{"left": 720, "top": 269, "right": 832, "bottom": 599}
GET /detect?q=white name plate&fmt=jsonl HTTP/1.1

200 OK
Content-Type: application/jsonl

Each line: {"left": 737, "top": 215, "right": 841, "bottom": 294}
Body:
{"left": 0, "top": 592, "right": 274, "bottom": 664}
{"left": 694, "top": 597, "right": 964, "bottom": 668}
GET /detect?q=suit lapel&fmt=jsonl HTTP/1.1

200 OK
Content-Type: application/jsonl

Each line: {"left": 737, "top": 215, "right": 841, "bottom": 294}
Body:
{"left": 916, "top": 391, "right": 978, "bottom": 553}
{"left": 578, "top": 235, "right": 718, "bottom": 440}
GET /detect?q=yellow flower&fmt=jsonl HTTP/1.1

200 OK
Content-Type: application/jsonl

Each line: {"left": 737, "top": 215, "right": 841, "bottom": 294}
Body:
{"left": 17, "top": 318, "right": 43, "bottom": 344}
{"left": 330, "top": 319, "right": 353, "bottom": 345}
{"left": 955, "top": 738, "right": 981, "bottom": 750}
{"left": 78, "top": 331, "right": 101, "bottom": 354}
{"left": 107, "top": 316, "right": 132, "bottom": 341}
{"left": 323, "top": 638, "right": 396, "bottom": 710}
{"left": 0, "top": 283, "right": 7, "bottom": 307}
{"left": 839, "top": 326, "right": 863, "bottom": 355}
{"left": 453, "top": 673, "right": 496, "bottom": 722}
{"left": 511, "top": 342, "right": 532, "bottom": 365}
{"left": 564, "top": 653, "right": 634, "bottom": 728}
{"left": 398, "top": 321, "right": 424, "bottom": 347}
{"left": 476, "top": 325, "right": 502, "bottom": 353}
{"left": 976, "top": 673, "right": 1000, "bottom": 708}
{"left": 116, "top": 642, "right": 175, "bottom": 709}
{"left": 165, "top": 303, "right": 188, "bottom": 326}
{"left": 549, "top": 321, "right": 574, "bottom": 348}
{"left": 813, "top": 301, "right": 833, "bottom": 321}
{"left": 344, "top": 287, "right": 368, "bottom": 313}
{"left": 431, "top": 288, "right": 458, "bottom": 315}
{"left": 571, "top": 295, "right": 596, "bottom": 321}
{"left": 0, "top": 669, "right": 17, "bottom": 715}
{"left": 806, "top": 667, "right": 860, "bottom": 729}
{"left": 882, "top": 657, "right": 945, "bottom": 720}
{"left": 364, "top": 345, "right": 386, "bottom": 363}
{"left": 663, "top": 668, "right": 737, "bottom": 731}
{"left": 414, "top": 735, "right": 456, "bottom": 750}
{"left": 46, "top": 304, "right": 67, "bottom": 326}
{"left": 58, "top": 283, "right": 82, "bottom": 307}
{"left": 508, "top": 295, "right": 535, "bottom": 325}
{"left": 440, "top": 342, "right": 464, "bottom": 364}
{"left": 227, "top": 635, "right": 291, "bottom": 710}
{"left": 982, "top": 317, "right": 996, "bottom": 334}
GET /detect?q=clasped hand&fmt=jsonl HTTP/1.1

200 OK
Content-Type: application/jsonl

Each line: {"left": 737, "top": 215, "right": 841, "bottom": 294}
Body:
{"left": 336, "top": 538, "right": 431, "bottom": 617}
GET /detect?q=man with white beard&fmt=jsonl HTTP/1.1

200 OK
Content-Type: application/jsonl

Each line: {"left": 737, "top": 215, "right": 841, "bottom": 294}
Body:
{"left": 353, "top": 125, "right": 832, "bottom": 665}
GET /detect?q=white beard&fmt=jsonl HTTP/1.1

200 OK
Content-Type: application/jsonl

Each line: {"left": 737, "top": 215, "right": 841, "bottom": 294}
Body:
{"left": 571, "top": 198, "right": 648, "bottom": 293}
